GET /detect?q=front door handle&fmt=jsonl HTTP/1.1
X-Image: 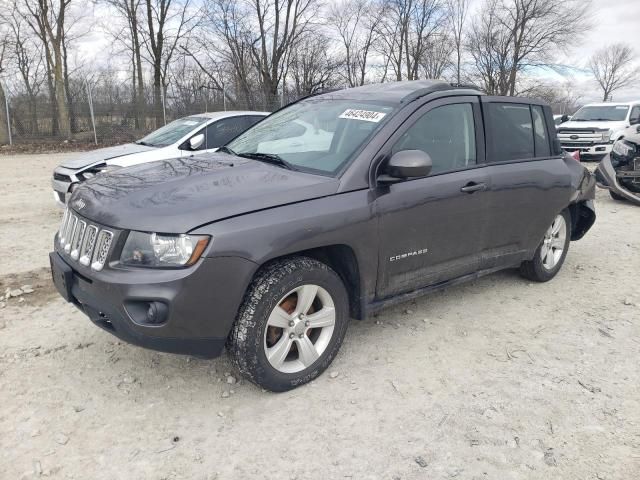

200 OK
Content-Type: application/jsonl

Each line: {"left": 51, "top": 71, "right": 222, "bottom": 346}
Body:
{"left": 460, "top": 182, "right": 487, "bottom": 193}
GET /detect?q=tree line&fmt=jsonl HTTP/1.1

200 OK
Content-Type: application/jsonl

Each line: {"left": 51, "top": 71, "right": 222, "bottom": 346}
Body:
{"left": 0, "top": 0, "right": 638, "bottom": 144}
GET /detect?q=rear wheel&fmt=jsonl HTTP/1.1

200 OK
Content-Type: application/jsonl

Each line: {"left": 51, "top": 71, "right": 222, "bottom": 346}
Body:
{"left": 520, "top": 210, "right": 571, "bottom": 282}
{"left": 609, "top": 190, "right": 626, "bottom": 201}
{"left": 227, "top": 257, "right": 349, "bottom": 392}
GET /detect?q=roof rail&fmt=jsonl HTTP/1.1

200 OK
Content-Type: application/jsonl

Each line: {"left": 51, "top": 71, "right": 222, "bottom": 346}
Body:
{"left": 400, "top": 82, "right": 483, "bottom": 104}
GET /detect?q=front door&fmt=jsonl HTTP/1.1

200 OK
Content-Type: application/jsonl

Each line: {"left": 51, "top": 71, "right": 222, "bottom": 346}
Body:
{"left": 375, "top": 97, "right": 491, "bottom": 298}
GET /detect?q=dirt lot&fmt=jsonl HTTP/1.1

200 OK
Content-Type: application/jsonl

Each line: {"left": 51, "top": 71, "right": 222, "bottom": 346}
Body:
{"left": 1, "top": 153, "right": 639, "bottom": 480}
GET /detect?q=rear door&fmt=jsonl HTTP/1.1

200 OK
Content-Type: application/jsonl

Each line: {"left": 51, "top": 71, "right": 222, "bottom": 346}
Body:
{"left": 374, "top": 96, "right": 491, "bottom": 298}
{"left": 480, "top": 98, "right": 571, "bottom": 268}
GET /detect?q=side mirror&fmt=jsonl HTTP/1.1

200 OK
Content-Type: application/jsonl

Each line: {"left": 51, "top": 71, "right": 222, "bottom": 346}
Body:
{"left": 552, "top": 138, "right": 563, "bottom": 155}
{"left": 630, "top": 118, "right": 640, "bottom": 126}
{"left": 189, "top": 133, "right": 205, "bottom": 150}
{"left": 378, "top": 150, "right": 432, "bottom": 184}
{"left": 561, "top": 114, "right": 570, "bottom": 123}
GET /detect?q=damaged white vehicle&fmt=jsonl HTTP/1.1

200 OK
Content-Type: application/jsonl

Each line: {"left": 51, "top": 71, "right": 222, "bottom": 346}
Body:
{"left": 51, "top": 111, "right": 268, "bottom": 206}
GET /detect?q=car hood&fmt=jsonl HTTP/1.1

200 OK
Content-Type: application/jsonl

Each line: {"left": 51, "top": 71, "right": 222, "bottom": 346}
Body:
{"left": 60, "top": 143, "right": 157, "bottom": 169}
{"left": 558, "top": 120, "right": 628, "bottom": 132}
{"left": 70, "top": 154, "right": 340, "bottom": 232}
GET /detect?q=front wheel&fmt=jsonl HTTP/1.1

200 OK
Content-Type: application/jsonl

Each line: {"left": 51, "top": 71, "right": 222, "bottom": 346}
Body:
{"left": 227, "top": 257, "right": 349, "bottom": 392}
{"left": 519, "top": 210, "right": 571, "bottom": 282}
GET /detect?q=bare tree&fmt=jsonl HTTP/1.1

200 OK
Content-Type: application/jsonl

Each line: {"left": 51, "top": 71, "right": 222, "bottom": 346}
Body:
{"left": 249, "top": 0, "right": 318, "bottom": 108}
{"left": 0, "top": 25, "right": 10, "bottom": 144}
{"left": 289, "top": 35, "right": 341, "bottom": 96}
{"left": 105, "top": 0, "right": 146, "bottom": 128}
{"left": 588, "top": 43, "right": 639, "bottom": 102}
{"left": 1, "top": 4, "right": 45, "bottom": 134}
{"left": 419, "top": 34, "right": 454, "bottom": 79}
{"left": 377, "top": 0, "right": 447, "bottom": 81}
{"left": 445, "top": 0, "right": 468, "bottom": 84}
{"left": 467, "top": 0, "right": 590, "bottom": 96}
{"left": 22, "top": 0, "right": 73, "bottom": 136}
{"left": 187, "top": 0, "right": 263, "bottom": 109}
{"left": 140, "top": 0, "right": 198, "bottom": 127}
{"left": 328, "top": 0, "right": 383, "bottom": 87}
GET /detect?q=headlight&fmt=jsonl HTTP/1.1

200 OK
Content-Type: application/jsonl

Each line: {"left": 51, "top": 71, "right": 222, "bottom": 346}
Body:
{"left": 120, "top": 231, "right": 210, "bottom": 267}
{"left": 612, "top": 139, "right": 635, "bottom": 159}
{"left": 81, "top": 165, "right": 122, "bottom": 180}
{"left": 601, "top": 130, "right": 613, "bottom": 143}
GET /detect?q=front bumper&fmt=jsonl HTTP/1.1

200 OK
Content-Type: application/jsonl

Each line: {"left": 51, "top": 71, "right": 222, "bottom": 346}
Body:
{"left": 49, "top": 249, "right": 258, "bottom": 358}
{"left": 562, "top": 143, "right": 612, "bottom": 158}
{"left": 594, "top": 155, "right": 640, "bottom": 206}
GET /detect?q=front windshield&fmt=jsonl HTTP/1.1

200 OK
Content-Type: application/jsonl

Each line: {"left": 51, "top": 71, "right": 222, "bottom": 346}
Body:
{"left": 571, "top": 105, "right": 629, "bottom": 122}
{"left": 137, "top": 116, "right": 209, "bottom": 147}
{"left": 227, "top": 99, "right": 395, "bottom": 175}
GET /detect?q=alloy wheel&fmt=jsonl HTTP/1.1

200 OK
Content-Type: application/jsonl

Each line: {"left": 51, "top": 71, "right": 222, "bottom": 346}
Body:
{"left": 540, "top": 214, "right": 567, "bottom": 270}
{"left": 263, "top": 284, "right": 336, "bottom": 374}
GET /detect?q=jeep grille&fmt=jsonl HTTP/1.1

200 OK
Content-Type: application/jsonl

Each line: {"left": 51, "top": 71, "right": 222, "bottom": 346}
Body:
{"left": 58, "top": 207, "right": 114, "bottom": 271}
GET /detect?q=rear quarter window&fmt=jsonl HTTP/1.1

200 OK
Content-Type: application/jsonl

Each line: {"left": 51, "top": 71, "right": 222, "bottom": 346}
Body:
{"left": 486, "top": 103, "right": 534, "bottom": 162}
{"left": 531, "top": 105, "right": 551, "bottom": 157}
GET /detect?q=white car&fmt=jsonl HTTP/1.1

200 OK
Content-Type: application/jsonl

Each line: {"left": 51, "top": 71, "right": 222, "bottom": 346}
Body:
{"left": 51, "top": 111, "right": 268, "bottom": 206}
{"left": 257, "top": 119, "right": 333, "bottom": 154}
{"left": 557, "top": 101, "right": 640, "bottom": 159}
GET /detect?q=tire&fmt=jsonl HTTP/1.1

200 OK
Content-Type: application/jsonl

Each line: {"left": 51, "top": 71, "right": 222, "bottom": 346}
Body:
{"left": 227, "top": 256, "right": 349, "bottom": 392}
{"left": 519, "top": 209, "right": 571, "bottom": 282}
{"left": 609, "top": 190, "right": 626, "bottom": 201}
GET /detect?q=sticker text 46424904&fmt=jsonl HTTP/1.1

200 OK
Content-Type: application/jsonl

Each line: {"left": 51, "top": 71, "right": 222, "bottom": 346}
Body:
{"left": 339, "top": 109, "right": 387, "bottom": 123}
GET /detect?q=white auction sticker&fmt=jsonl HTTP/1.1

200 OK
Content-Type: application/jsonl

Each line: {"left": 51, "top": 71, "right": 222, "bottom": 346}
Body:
{"left": 339, "top": 109, "right": 387, "bottom": 122}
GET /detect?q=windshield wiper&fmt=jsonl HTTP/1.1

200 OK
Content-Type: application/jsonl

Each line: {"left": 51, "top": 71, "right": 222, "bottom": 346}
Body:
{"left": 237, "top": 152, "right": 295, "bottom": 170}
{"left": 217, "top": 145, "right": 237, "bottom": 155}
{"left": 135, "top": 140, "right": 154, "bottom": 146}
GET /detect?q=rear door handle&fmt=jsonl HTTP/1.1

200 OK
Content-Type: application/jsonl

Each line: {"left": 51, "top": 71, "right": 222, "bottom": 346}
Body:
{"left": 460, "top": 182, "right": 487, "bottom": 193}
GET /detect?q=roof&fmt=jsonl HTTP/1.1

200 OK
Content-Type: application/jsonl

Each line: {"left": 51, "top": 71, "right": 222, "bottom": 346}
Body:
{"left": 581, "top": 101, "right": 640, "bottom": 107}
{"left": 190, "top": 110, "right": 270, "bottom": 119}
{"left": 313, "top": 80, "right": 481, "bottom": 104}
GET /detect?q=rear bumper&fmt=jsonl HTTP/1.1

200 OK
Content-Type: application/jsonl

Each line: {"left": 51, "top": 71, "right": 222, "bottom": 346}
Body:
{"left": 50, "top": 250, "right": 258, "bottom": 358}
{"left": 595, "top": 155, "right": 640, "bottom": 206}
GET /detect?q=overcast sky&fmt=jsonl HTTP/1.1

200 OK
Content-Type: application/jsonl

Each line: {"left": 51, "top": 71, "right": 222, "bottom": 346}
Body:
{"left": 544, "top": 0, "right": 640, "bottom": 102}
{"left": 76, "top": 0, "right": 640, "bottom": 104}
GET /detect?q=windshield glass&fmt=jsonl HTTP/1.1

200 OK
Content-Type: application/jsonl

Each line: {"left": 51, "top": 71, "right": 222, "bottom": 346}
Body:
{"left": 137, "top": 116, "right": 209, "bottom": 147}
{"left": 571, "top": 105, "right": 629, "bottom": 122}
{"left": 227, "top": 99, "right": 395, "bottom": 175}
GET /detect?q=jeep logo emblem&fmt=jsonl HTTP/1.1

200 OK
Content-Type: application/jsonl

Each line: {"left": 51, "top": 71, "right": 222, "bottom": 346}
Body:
{"left": 73, "top": 198, "right": 86, "bottom": 210}
{"left": 570, "top": 135, "right": 579, "bottom": 140}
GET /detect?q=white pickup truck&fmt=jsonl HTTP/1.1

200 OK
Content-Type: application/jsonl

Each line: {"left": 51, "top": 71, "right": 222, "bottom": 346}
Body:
{"left": 557, "top": 101, "right": 640, "bottom": 160}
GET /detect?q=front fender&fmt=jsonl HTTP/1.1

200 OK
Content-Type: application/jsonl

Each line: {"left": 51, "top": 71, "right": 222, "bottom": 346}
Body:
{"left": 191, "top": 190, "right": 379, "bottom": 303}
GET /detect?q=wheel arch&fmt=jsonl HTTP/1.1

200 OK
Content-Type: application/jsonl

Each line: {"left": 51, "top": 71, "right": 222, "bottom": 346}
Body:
{"left": 255, "top": 244, "right": 365, "bottom": 320}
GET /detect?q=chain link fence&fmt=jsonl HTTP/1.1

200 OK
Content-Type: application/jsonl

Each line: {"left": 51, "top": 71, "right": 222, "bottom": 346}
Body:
{"left": 2, "top": 81, "right": 303, "bottom": 151}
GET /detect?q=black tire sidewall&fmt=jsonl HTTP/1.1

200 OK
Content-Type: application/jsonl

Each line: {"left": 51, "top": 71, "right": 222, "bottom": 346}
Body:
{"left": 230, "top": 258, "right": 349, "bottom": 392}
{"left": 530, "top": 209, "right": 572, "bottom": 281}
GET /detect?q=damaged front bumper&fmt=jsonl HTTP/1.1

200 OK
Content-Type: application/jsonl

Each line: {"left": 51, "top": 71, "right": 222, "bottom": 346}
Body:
{"left": 595, "top": 154, "right": 640, "bottom": 206}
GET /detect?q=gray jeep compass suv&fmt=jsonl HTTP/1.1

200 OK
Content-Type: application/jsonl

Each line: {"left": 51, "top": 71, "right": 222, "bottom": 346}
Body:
{"left": 50, "top": 80, "right": 596, "bottom": 391}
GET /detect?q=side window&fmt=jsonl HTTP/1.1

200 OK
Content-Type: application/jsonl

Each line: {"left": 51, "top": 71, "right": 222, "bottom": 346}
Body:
{"left": 392, "top": 103, "right": 476, "bottom": 175}
{"left": 486, "top": 103, "right": 534, "bottom": 162}
{"left": 203, "top": 117, "right": 252, "bottom": 149}
{"left": 630, "top": 106, "right": 640, "bottom": 125}
{"left": 244, "top": 115, "right": 265, "bottom": 129}
{"left": 531, "top": 105, "right": 551, "bottom": 157}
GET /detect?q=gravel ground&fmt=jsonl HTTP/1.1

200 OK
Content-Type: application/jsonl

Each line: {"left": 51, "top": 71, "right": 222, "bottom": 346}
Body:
{"left": 1, "top": 153, "right": 639, "bottom": 480}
